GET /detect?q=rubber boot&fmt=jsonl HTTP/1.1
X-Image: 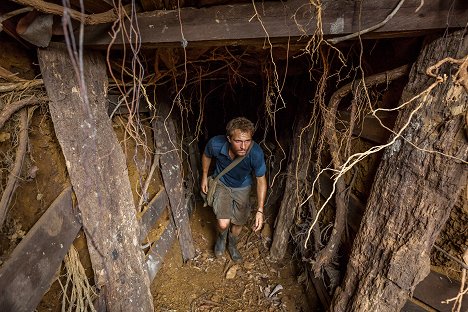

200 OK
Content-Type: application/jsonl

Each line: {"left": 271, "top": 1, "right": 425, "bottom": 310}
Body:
{"left": 227, "top": 231, "right": 243, "bottom": 263}
{"left": 214, "top": 229, "right": 228, "bottom": 258}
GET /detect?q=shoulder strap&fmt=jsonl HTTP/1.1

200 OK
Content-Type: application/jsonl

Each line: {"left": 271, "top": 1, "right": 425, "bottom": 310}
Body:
{"left": 214, "top": 141, "right": 254, "bottom": 182}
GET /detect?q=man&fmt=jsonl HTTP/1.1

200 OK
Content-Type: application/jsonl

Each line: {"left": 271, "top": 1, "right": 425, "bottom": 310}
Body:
{"left": 201, "top": 117, "right": 267, "bottom": 262}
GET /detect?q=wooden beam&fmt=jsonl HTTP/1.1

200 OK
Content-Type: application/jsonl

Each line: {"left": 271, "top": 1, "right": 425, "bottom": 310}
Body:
{"left": 413, "top": 270, "right": 468, "bottom": 311}
{"left": 146, "top": 218, "right": 176, "bottom": 280}
{"left": 336, "top": 110, "right": 397, "bottom": 144}
{"left": 152, "top": 104, "right": 195, "bottom": 262}
{"left": 314, "top": 169, "right": 365, "bottom": 233}
{"left": 139, "top": 187, "right": 169, "bottom": 242}
{"left": 0, "top": 187, "right": 81, "bottom": 312}
{"left": 38, "top": 44, "right": 154, "bottom": 312}
{"left": 145, "top": 189, "right": 194, "bottom": 280}
{"left": 83, "top": 0, "right": 468, "bottom": 48}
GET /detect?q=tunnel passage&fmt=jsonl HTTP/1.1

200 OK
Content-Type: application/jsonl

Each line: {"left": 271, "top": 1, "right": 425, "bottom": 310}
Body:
{"left": 0, "top": 27, "right": 466, "bottom": 312}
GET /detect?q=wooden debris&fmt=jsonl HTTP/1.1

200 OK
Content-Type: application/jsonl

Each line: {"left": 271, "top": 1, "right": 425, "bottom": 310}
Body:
{"left": 0, "top": 187, "right": 81, "bottom": 312}
{"left": 270, "top": 115, "right": 314, "bottom": 260}
{"left": 152, "top": 104, "right": 195, "bottom": 262}
{"left": 38, "top": 44, "right": 154, "bottom": 312}
{"left": 146, "top": 217, "right": 176, "bottom": 281}
{"left": 138, "top": 187, "right": 169, "bottom": 241}
{"left": 146, "top": 189, "right": 194, "bottom": 280}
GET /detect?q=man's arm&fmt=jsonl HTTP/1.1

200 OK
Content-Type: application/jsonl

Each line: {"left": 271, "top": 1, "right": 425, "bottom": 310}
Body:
{"left": 253, "top": 175, "right": 267, "bottom": 232}
{"left": 201, "top": 153, "right": 212, "bottom": 194}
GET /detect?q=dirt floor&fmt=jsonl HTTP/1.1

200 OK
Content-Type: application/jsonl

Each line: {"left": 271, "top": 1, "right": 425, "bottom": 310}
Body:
{"left": 150, "top": 203, "right": 316, "bottom": 312}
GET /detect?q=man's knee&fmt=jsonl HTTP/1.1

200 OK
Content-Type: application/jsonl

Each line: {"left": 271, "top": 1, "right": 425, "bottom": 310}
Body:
{"left": 217, "top": 219, "right": 230, "bottom": 231}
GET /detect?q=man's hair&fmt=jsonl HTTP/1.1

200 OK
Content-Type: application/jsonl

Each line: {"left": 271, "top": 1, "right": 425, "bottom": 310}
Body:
{"left": 226, "top": 117, "right": 255, "bottom": 136}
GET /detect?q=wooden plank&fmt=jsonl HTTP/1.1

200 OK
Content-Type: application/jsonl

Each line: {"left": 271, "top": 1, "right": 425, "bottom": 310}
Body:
{"left": 413, "top": 270, "right": 468, "bottom": 312}
{"left": 38, "top": 44, "right": 154, "bottom": 312}
{"left": 152, "top": 105, "right": 195, "bottom": 261}
{"left": 185, "top": 136, "right": 201, "bottom": 198}
{"left": 146, "top": 218, "right": 176, "bottom": 281}
{"left": 83, "top": 0, "right": 468, "bottom": 47}
{"left": 401, "top": 299, "right": 430, "bottom": 312}
{"left": 0, "top": 187, "right": 81, "bottom": 312}
{"left": 336, "top": 111, "right": 396, "bottom": 144}
{"left": 308, "top": 269, "right": 331, "bottom": 309}
{"left": 312, "top": 166, "right": 365, "bottom": 232}
{"left": 139, "top": 188, "right": 169, "bottom": 242}
{"left": 146, "top": 189, "right": 194, "bottom": 280}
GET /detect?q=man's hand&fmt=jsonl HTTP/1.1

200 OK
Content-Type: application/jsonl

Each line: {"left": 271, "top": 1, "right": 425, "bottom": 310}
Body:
{"left": 201, "top": 153, "right": 212, "bottom": 195}
{"left": 253, "top": 210, "right": 263, "bottom": 232}
{"left": 201, "top": 175, "right": 208, "bottom": 194}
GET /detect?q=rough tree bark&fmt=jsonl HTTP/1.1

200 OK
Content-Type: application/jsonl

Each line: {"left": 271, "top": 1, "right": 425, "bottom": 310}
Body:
{"left": 331, "top": 31, "right": 467, "bottom": 311}
{"left": 38, "top": 44, "right": 154, "bottom": 311}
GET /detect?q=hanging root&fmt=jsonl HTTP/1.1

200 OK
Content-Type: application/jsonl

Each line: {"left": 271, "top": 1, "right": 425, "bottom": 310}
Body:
{"left": 307, "top": 65, "right": 410, "bottom": 275}
{"left": 0, "top": 107, "right": 32, "bottom": 228}
{"left": 60, "top": 245, "right": 97, "bottom": 312}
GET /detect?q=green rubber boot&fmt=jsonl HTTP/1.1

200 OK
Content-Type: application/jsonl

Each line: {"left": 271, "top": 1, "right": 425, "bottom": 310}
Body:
{"left": 214, "top": 229, "right": 228, "bottom": 258}
{"left": 227, "top": 231, "right": 242, "bottom": 263}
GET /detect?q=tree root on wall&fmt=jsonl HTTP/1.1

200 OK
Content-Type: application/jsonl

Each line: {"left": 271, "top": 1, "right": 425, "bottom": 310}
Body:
{"left": 0, "top": 107, "right": 34, "bottom": 228}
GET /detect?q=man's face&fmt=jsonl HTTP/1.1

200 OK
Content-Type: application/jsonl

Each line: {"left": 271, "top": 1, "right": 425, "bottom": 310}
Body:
{"left": 228, "top": 129, "right": 252, "bottom": 157}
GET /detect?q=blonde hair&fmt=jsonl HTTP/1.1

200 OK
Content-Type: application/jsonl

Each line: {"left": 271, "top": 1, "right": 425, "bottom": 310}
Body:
{"left": 226, "top": 117, "right": 254, "bottom": 136}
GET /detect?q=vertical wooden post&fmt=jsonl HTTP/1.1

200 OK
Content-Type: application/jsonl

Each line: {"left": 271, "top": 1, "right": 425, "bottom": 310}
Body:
{"left": 38, "top": 44, "right": 154, "bottom": 312}
{"left": 152, "top": 104, "right": 195, "bottom": 262}
{"left": 332, "top": 31, "right": 467, "bottom": 311}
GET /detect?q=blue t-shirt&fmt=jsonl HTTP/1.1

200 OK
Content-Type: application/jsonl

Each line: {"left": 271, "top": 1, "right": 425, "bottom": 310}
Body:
{"left": 204, "top": 135, "right": 266, "bottom": 188}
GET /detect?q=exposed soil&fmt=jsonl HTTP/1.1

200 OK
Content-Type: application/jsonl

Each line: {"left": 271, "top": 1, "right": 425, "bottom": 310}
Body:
{"left": 432, "top": 187, "right": 468, "bottom": 280}
{"left": 151, "top": 203, "right": 316, "bottom": 311}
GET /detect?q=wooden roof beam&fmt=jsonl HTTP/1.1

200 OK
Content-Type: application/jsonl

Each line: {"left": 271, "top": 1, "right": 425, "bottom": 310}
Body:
{"left": 82, "top": 0, "right": 468, "bottom": 48}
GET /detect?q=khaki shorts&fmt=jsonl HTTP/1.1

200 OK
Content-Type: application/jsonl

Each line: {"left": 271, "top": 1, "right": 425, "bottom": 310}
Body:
{"left": 212, "top": 182, "right": 251, "bottom": 225}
